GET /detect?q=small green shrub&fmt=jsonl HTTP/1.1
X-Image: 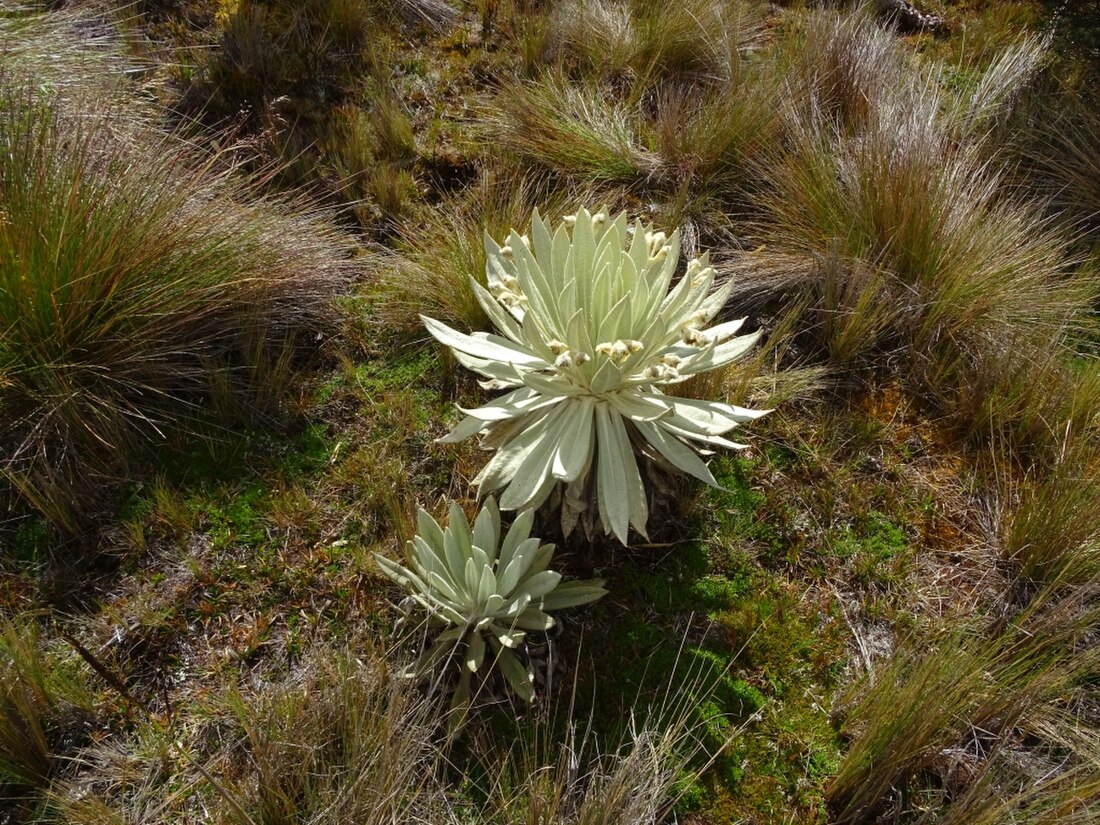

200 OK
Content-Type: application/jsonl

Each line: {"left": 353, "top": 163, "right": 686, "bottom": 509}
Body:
{"left": 192, "top": 0, "right": 373, "bottom": 127}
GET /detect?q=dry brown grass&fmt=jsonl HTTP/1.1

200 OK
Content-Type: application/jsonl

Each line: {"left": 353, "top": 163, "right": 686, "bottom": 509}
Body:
{"left": 829, "top": 583, "right": 1100, "bottom": 823}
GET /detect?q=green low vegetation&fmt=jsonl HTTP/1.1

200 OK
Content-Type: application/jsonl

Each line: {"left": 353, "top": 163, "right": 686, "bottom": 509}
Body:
{"left": 2, "top": 0, "right": 1100, "bottom": 823}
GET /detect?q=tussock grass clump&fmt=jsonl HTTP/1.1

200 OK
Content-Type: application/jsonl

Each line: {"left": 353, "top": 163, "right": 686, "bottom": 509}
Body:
{"left": 774, "top": 7, "right": 907, "bottom": 135}
{"left": 491, "top": 1, "right": 777, "bottom": 221}
{"left": 458, "top": 643, "right": 746, "bottom": 825}
{"left": 493, "top": 70, "right": 782, "bottom": 209}
{"left": 947, "top": 35, "right": 1048, "bottom": 141}
{"left": 184, "top": 0, "right": 429, "bottom": 192}
{"left": 542, "top": 0, "right": 766, "bottom": 85}
{"left": 1024, "top": 87, "right": 1100, "bottom": 243}
{"left": 928, "top": 761, "right": 1100, "bottom": 825}
{"left": 1040, "top": 0, "right": 1100, "bottom": 74}
{"left": 329, "top": 52, "right": 421, "bottom": 228}
{"left": 649, "top": 76, "right": 782, "bottom": 212}
{"left": 494, "top": 74, "right": 655, "bottom": 186}
{"left": 192, "top": 0, "right": 373, "bottom": 125}
{"left": 187, "top": 0, "right": 455, "bottom": 192}
{"left": 327, "top": 94, "right": 418, "bottom": 227}
{"left": 1001, "top": 426, "right": 1100, "bottom": 586}
{"left": 59, "top": 643, "right": 726, "bottom": 824}
{"left": 0, "top": 77, "right": 357, "bottom": 530}
{"left": 0, "top": 6, "right": 142, "bottom": 99}
{"left": 471, "top": 721, "right": 708, "bottom": 824}
{"left": 828, "top": 586, "right": 1100, "bottom": 823}
{"left": 736, "top": 10, "right": 1096, "bottom": 452}
{"left": 219, "top": 649, "right": 446, "bottom": 824}
{"left": 762, "top": 97, "right": 1084, "bottom": 366}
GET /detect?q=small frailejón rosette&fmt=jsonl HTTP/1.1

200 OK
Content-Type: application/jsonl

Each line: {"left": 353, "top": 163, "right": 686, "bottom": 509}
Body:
{"left": 374, "top": 497, "right": 606, "bottom": 705}
{"left": 421, "top": 207, "right": 769, "bottom": 545}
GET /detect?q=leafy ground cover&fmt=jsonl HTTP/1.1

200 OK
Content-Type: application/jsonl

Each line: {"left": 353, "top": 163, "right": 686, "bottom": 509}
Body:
{"left": 2, "top": 0, "right": 1100, "bottom": 822}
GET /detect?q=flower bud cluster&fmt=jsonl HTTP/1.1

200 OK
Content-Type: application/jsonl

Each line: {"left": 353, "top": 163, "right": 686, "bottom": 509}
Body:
{"left": 642, "top": 354, "right": 684, "bottom": 382}
{"left": 595, "top": 339, "right": 644, "bottom": 363}
{"left": 686, "top": 258, "right": 715, "bottom": 288}
{"left": 490, "top": 271, "right": 528, "bottom": 311}
{"left": 679, "top": 309, "right": 713, "bottom": 346}
{"left": 643, "top": 230, "right": 671, "bottom": 264}
{"left": 499, "top": 235, "right": 531, "bottom": 260}
{"left": 548, "top": 340, "right": 590, "bottom": 369}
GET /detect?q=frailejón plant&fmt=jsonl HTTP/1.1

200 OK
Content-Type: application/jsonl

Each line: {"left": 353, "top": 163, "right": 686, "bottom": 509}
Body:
{"left": 373, "top": 497, "right": 606, "bottom": 704}
{"left": 421, "top": 206, "right": 768, "bottom": 544}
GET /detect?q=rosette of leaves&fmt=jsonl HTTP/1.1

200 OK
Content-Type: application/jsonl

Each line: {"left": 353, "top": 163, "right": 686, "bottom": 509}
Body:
{"left": 373, "top": 497, "right": 606, "bottom": 706}
{"left": 421, "top": 206, "right": 768, "bottom": 544}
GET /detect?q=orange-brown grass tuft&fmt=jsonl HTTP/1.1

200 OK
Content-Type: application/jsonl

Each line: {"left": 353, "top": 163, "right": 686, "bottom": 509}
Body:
{"left": 0, "top": 67, "right": 358, "bottom": 529}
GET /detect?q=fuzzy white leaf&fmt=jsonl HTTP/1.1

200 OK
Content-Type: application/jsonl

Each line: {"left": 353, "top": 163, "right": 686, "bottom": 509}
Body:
{"left": 466, "top": 631, "right": 485, "bottom": 672}
{"left": 516, "top": 570, "right": 563, "bottom": 601}
{"left": 450, "top": 350, "right": 528, "bottom": 386}
{"left": 421, "top": 315, "right": 543, "bottom": 367}
{"left": 511, "top": 607, "right": 556, "bottom": 631}
{"left": 470, "top": 278, "right": 524, "bottom": 343}
{"left": 497, "top": 537, "right": 541, "bottom": 595}
{"left": 494, "top": 645, "right": 534, "bottom": 701}
{"left": 552, "top": 396, "right": 596, "bottom": 481}
{"left": 471, "top": 498, "right": 500, "bottom": 558}
{"left": 595, "top": 403, "right": 632, "bottom": 544}
{"left": 538, "top": 580, "right": 608, "bottom": 611}
{"left": 634, "top": 419, "right": 718, "bottom": 486}
{"left": 499, "top": 509, "right": 534, "bottom": 569}
{"left": 415, "top": 508, "right": 445, "bottom": 553}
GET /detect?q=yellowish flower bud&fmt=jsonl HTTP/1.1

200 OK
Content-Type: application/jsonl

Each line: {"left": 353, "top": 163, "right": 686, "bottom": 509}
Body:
{"left": 691, "top": 267, "right": 714, "bottom": 288}
{"left": 682, "top": 328, "right": 711, "bottom": 347}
